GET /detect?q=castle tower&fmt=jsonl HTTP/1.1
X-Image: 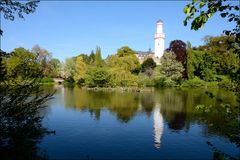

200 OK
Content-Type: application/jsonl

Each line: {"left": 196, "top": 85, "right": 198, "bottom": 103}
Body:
{"left": 154, "top": 19, "right": 165, "bottom": 58}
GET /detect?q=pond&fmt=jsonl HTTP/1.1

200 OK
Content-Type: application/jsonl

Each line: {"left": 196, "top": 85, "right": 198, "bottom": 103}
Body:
{"left": 38, "top": 86, "right": 239, "bottom": 159}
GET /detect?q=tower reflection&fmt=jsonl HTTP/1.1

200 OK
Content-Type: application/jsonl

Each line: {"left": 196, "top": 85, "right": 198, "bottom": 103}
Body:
{"left": 153, "top": 103, "right": 164, "bottom": 149}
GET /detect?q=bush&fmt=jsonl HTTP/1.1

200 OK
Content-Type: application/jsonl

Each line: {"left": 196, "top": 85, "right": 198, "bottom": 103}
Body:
{"left": 164, "top": 78, "right": 178, "bottom": 87}
{"left": 181, "top": 77, "right": 206, "bottom": 88}
{"left": 37, "top": 77, "right": 54, "bottom": 83}
{"left": 137, "top": 74, "right": 155, "bottom": 87}
{"left": 218, "top": 77, "right": 233, "bottom": 89}
{"left": 85, "top": 67, "right": 111, "bottom": 87}
{"left": 109, "top": 68, "right": 138, "bottom": 87}
{"left": 153, "top": 77, "right": 165, "bottom": 87}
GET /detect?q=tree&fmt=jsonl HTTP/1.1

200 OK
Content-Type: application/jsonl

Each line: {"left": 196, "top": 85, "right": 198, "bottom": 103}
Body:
{"left": 117, "top": 46, "right": 136, "bottom": 57}
{"left": 141, "top": 58, "right": 157, "bottom": 72}
{"left": 64, "top": 58, "right": 76, "bottom": 82}
{"left": 94, "top": 46, "right": 104, "bottom": 66}
{"left": 166, "top": 40, "right": 188, "bottom": 79}
{"left": 141, "top": 58, "right": 157, "bottom": 78}
{"left": 4, "top": 47, "right": 41, "bottom": 79}
{"left": 187, "top": 49, "right": 216, "bottom": 81}
{"left": 199, "top": 35, "right": 239, "bottom": 76}
{"left": 85, "top": 67, "right": 111, "bottom": 87}
{"left": 0, "top": 0, "right": 39, "bottom": 35}
{"left": 74, "top": 56, "right": 87, "bottom": 84}
{"left": 31, "top": 45, "right": 52, "bottom": 77}
{"left": 48, "top": 58, "right": 61, "bottom": 78}
{"left": 89, "top": 50, "right": 95, "bottom": 64}
{"left": 107, "top": 46, "right": 141, "bottom": 74}
{"left": 160, "top": 52, "right": 184, "bottom": 83}
{"left": 108, "top": 67, "right": 138, "bottom": 87}
{"left": 183, "top": 0, "right": 240, "bottom": 42}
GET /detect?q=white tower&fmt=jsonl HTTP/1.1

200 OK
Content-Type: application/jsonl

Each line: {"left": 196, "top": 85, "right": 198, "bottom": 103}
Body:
{"left": 154, "top": 19, "right": 165, "bottom": 58}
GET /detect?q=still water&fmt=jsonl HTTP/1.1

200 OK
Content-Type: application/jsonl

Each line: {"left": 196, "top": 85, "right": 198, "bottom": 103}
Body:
{"left": 39, "top": 86, "right": 239, "bottom": 159}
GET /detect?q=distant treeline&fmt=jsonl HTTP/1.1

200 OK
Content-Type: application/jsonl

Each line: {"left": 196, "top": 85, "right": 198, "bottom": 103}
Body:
{"left": 0, "top": 35, "right": 239, "bottom": 89}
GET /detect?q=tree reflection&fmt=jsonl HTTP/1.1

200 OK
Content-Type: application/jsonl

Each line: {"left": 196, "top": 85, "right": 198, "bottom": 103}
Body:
{"left": 0, "top": 79, "right": 54, "bottom": 160}
{"left": 64, "top": 87, "right": 139, "bottom": 122}
{"left": 63, "top": 86, "right": 238, "bottom": 156}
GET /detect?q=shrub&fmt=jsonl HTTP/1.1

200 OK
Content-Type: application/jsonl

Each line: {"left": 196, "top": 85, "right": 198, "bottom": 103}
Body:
{"left": 85, "top": 67, "right": 111, "bottom": 87}
{"left": 181, "top": 77, "right": 206, "bottom": 88}
{"left": 218, "top": 77, "right": 233, "bottom": 89}
{"left": 37, "top": 77, "right": 54, "bottom": 83}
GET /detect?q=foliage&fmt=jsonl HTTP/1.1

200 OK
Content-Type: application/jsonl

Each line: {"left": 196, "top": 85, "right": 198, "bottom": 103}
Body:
{"left": 4, "top": 47, "right": 41, "bottom": 79}
{"left": 166, "top": 40, "right": 188, "bottom": 79}
{"left": 187, "top": 35, "right": 239, "bottom": 85}
{"left": 37, "top": 77, "right": 54, "bottom": 83}
{"left": 31, "top": 45, "right": 53, "bottom": 77}
{"left": 159, "top": 52, "right": 184, "bottom": 84}
{"left": 117, "top": 46, "right": 135, "bottom": 57}
{"left": 64, "top": 57, "right": 76, "bottom": 81}
{"left": 141, "top": 57, "right": 156, "bottom": 77}
{"left": 200, "top": 35, "right": 239, "bottom": 76}
{"left": 74, "top": 56, "right": 87, "bottom": 84}
{"left": 107, "top": 46, "right": 141, "bottom": 74}
{"left": 94, "top": 46, "right": 104, "bottom": 67}
{"left": 48, "top": 58, "right": 62, "bottom": 77}
{"left": 0, "top": 78, "right": 54, "bottom": 160}
{"left": 0, "top": 0, "right": 39, "bottom": 35}
{"left": 109, "top": 68, "right": 138, "bottom": 87}
{"left": 187, "top": 49, "right": 216, "bottom": 81}
{"left": 85, "top": 67, "right": 111, "bottom": 87}
{"left": 183, "top": 0, "right": 240, "bottom": 42}
{"left": 181, "top": 77, "right": 206, "bottom": 88}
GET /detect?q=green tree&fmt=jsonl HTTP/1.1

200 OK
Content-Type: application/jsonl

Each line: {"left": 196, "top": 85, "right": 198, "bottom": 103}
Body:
{"left": 199, "top": 35, "right": 239, "bottom": 76}
{"left": 187, "top": 49, "right": 216, "bottom": 81}
{"left": 4, "top": 47, "right": 41, "bottom": 79}
{"left": 108, "top": 68, "right": 138, "bottom": 87}
{"left": 107, "top": 46, "right": 141, "bottom": 74}
{"left": 94, "top": 46, "right": 104, "bottom": 67}
{"left": 117, "top": 46, "right": 135, "bottom": 57}
{"left": 48, "top": 58, "right": 61, "bottom": 78}
{"left": 89, "top": 50, "right": 95, "bottom": 64}
{"left": 74, "top": 56, "right": 87, "bottom": 84}
{"left": 85, "top": 67, "right": 111, "bottom": 87}
{"left": 141, "top": 58, "right": 156, "bottom": 71}
{"left": 159, "top": 52, "right": 184, "bottom": 84}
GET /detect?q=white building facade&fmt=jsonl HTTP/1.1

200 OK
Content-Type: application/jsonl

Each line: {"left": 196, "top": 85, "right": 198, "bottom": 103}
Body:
{"left": 154, "top": 19, "right": 165, "bottom": 58}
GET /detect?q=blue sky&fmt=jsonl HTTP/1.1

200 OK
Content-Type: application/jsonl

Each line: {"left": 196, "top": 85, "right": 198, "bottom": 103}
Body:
{"left": 1, "top": 1, "right": 236, "bottom": 61}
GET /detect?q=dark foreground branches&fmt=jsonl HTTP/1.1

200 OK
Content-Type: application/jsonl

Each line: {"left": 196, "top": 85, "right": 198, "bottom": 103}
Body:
{"left": 0, "top": 79, "right": 55, "bottom": 160}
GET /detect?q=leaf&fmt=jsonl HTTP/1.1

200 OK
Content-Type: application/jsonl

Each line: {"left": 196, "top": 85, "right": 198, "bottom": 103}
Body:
{"left": 183, "top": 20, "right": 187, "bottom": 26}
{"left": 199, "top": 1, "right": 205, "bottom": 8}
{"left": 220, "top": 13, "right": 228, "bottom": 18}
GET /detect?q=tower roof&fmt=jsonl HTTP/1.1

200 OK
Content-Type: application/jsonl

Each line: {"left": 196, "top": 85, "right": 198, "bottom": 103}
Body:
{"left": 157, "top": 19, "right": 163, "bottom": 23}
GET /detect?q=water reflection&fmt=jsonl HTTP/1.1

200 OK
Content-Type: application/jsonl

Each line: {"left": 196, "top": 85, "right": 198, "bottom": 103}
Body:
{"left": 61, "top": 86, "right": 238, "bottom": 151}
{"left": 153, "top": 103, "right": 163, "bottom": 149}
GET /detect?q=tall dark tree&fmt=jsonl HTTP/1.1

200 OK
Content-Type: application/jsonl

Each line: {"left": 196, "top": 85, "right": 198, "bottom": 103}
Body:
{"left": 141, "top": 58, "right": 156, "bottom": 78}
{"left": 166, "top": 40, "right": 188, "bottom": 79}
{"left": 141, "top": 58, "right": 156, "bottom": 72}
